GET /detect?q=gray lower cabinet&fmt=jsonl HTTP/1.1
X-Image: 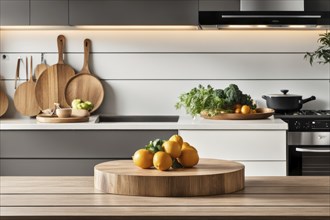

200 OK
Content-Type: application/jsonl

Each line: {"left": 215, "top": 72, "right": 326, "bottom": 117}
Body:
{"left": 0, "top": 130, "right": 177, "bottom": 175}
{"left": 0, "top": 0, "right": 29, "bottom": 25}
{"left": 30, "top": 0, "right": 69, "bottom": 25}
{"left": 0, "top": 159, "right": 111, "bottom": 176}
{"left": 69, "top": 0, "right": 198, "bottom": 25}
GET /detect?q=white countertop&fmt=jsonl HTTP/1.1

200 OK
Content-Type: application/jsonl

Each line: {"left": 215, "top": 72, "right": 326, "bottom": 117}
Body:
{"left": 0, "top": 115, "right": 288, "bottom": 130}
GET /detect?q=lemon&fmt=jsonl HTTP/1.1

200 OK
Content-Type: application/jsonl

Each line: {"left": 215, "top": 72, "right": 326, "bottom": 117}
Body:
{"left": 178, "top": 147, "right": 199, "bottom": 168}
{"left": 153, "top": 151, "right": 172, "bottom": 171}
{"left": 181, "top": 142, "right": 191, "bottom": 150}
{"left": 132, "top": 149, "right": 154, "bottom": 169}
{"left": 169, "top": 134, "right": 184, "bottom": 146}
{"left": 162, "top": 141, "right": 181, "bottom": 158}
{"left": 241, "top": 105, "right": 251, "bottom": 114}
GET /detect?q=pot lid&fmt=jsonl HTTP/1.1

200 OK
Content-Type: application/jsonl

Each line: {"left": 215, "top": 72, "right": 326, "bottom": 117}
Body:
{"left": 267, "top": 90, "right": 302, "bottom": 97}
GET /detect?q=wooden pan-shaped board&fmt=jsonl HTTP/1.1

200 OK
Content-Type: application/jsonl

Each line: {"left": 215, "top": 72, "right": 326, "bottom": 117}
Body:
{"left": 94, "top": 159, "right": 245, "bottom": 197}
{"left": 34, "top": 53, "right": 48, "bottom": 80}
{"left": 36, "top": 114, "right": 89, "bottom": 123}
{"left": 14, "top": 57, "right": 40, "bottom": 117}
{"left": 35, "top": 35, "right": 75, "bottom": 110}
{"left": 0, "top": 90, "right": 9, "bottom": 117}
{"left": 34, "top": 63, "right": 48, "bottom": 80}
{"left": 65, "top": 39, "right": 104, "bottom": 113}
{"left": 200, "top": 108, "right": 275, "bottom": 120}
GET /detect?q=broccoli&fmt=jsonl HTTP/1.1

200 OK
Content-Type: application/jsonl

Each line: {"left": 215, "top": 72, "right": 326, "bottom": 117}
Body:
{"left": 240, "top": 94, "right": 256, "bottom": 109}
{"left": 215, "top": 89, "right": 226, "bottom": 99}
{"left": 224, "top": 84, "right": 243, "bottom": 106}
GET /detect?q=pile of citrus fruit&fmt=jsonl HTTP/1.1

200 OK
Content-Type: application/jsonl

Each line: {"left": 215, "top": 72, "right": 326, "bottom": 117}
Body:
{"left": 132, "top": 135, "right": 199, "bottom": 171}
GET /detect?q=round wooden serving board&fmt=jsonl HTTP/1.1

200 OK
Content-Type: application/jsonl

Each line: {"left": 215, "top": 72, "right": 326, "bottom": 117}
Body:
{"left": 94, "top": 159, "right": 245, "bottom": 197}
{"left": 36, "top": 114, "right": 89, "bottom": 123}
{"left": 201, "top": 108, "right": 275, "bottom": 120}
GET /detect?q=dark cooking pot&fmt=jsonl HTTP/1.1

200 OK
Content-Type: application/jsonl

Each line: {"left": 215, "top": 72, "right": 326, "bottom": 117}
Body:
{"left": 262, "top": 90, "right": 316, "bottom": 112}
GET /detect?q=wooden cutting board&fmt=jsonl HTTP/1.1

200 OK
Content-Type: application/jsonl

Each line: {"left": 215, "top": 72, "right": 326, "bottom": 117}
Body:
{"left": 36, "top": 114, "right": 89, "bottom": 123}
{"left": 14, "top": 57, "right": 40, "bottom": 117}
{"left": 35, "top": 35, "right": 75, "bottom": 110}
{"left": 94, "top": 159, "right": 245, "bottom": 197}
{"left": 0, "top": 90, "right": 9, "bottom": 117}
{"left": 64, "top": 39, "right": 104, "bottom": 113}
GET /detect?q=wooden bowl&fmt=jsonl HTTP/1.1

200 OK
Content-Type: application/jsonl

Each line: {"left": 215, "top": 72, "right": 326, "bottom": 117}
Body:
{"left": 71, "top": 109, "right": 90, "bottom": 117}
{"left": 56, "top": 108, "right": 72, "bottom": 118}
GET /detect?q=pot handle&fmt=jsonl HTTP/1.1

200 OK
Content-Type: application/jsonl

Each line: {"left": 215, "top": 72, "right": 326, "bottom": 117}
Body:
{"left": 280, "top": 89, "right": 289, "bottom": 95}
{"left": 262, "top": 95, "right": 268, "bottom": 100}
{"left": 301, "top": 96, "right": 316, "bottom": 104}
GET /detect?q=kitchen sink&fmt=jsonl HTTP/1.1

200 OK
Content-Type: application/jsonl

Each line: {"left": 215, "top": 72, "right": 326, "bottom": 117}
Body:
{"left": 97, "top": 115, "right": 179, "bottom": 123}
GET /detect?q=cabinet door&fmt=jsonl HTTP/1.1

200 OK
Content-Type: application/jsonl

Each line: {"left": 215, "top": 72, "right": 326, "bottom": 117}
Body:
{"left": 199, "top": 0, "right": 240, "bottom": 11}
{"left": 30, "top": 0, "right": 69, "bottom": 25}
{"left": 0, "top": 0, "right": 29, "bottom": 25}
{"left": 179, "top": 130, "right": 287, "bottom": 176}
{"left": 179, "top": 130, "right": 286, "bottom": 160}
{"left": 69, "top": 0, "right": 198, "bottom": 25}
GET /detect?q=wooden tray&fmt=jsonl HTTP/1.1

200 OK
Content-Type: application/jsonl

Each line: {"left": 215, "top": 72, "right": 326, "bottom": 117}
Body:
{"left": 201, "top": 108, "right": 275, "bottom": 120}
{"left": 94, "top": 159, "right": 245, "bottom": 197}
{"left": 36, "top": 114, "right": 89, "bottom": 123}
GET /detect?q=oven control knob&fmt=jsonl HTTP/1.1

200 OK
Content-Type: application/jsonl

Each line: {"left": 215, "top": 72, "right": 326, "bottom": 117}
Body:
{"left": 294, "top": 121, "right": 301, "bottom": 130}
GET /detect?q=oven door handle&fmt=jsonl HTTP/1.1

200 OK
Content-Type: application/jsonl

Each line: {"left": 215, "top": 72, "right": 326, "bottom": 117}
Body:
{"left": 296, "top": 147, "right": 330, "bottom": 153}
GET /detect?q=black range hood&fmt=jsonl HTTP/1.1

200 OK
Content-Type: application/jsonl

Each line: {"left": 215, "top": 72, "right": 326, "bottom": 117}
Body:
{"left": 199, "top": 0, "right": 330, "bottom": 29}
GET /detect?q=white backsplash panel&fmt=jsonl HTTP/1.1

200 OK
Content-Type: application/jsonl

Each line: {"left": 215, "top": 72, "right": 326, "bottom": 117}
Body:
{"left": 0, "top": 30, "right": 329, "bottom": 118}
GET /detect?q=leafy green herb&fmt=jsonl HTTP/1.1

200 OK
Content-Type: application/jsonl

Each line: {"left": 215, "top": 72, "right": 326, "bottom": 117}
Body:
{"left": 172, "top": 159, "right": 184, "bottom": 169}
{"left": 145, "top": 139, "right": 165, "bottom": 154}
{"left": 304, "top": 32, "right": 330, "bottom": 65}
{"left": 175, "top": 84, "right": 227, "bottom": 117}
{"left": 175, "top": 84, "right": 255, "bottom": 117}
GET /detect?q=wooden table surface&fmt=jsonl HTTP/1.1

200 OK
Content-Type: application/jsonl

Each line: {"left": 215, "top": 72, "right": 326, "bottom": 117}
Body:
{"left": 1, "top": 176, "right": 329, "bottom": 220}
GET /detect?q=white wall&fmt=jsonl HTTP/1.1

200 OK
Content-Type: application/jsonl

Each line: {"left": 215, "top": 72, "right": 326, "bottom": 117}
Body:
{"left": 0, "top": 29, "right": 329, "bottom": 118}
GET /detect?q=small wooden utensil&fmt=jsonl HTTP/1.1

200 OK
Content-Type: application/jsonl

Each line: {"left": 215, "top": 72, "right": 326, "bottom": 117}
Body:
{"left": 14, "top": 58, "right": 21, "bottom": 89}
{"left": 0, "top": 90, "right": 9, "bottom": 117}
{"left": 34, "top": 53, "right": 48, "bottom": 80}
{"left": 65, "top": 39, "right": 104, "bottom": 113}
{"left": 35, "top": 35, "right": 75, "bottom": 110}
{"left": 14, "top": 56, "right": 40, "bottom": 117}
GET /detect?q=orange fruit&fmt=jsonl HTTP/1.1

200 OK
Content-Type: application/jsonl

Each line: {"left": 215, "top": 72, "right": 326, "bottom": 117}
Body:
{"left": 241, "top": 105, "right": 251, "bottom": 114}
{"left": 252, "top": 109, "right": 257, "bottom": 114}
{"left": 169, "top": 134, "right": 183, "bottom": 146}
{"left": 181, "top": 142, "right": 191, "bottom": 149}
{"left": 162, "top": 141, "right": 181, "bottom": 158}
{"left": 235, "top": 108, "right": 241, "bottom": 114}
{"left": 153, "top": 151, "right": 172, "bottom": 171}
{"left": 132, "top": 149, "right": 154, "bottom": 169}
{"left": 182, "top": 142, "right": 198, "bottom": 152}
{"left": 178, "top": 147, "right": 199, "bottom": 168}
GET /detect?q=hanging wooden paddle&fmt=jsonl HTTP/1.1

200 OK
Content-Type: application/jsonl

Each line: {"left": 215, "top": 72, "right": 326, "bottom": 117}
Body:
{"left": 34, "top": 53, "right": 48, "bottom": 80}
{"left": 65, "top": 39, "right": 104, "bottom": 113}
{"left": 14, "top": 56, "right": 40, "bottom": 117}
{"left": 35, "top": 35, "right": 75, "bottom": 110}
{"left": 0, "top": 90, "right": 9, "bottom": 117}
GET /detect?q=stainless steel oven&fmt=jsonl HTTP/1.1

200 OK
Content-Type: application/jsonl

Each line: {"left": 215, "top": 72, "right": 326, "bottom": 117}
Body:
{"left": 288, "top": 132, "right": 330, "bottom": 176}
{"left": 275, "top": 110, "right": 330, "bottom": 176}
